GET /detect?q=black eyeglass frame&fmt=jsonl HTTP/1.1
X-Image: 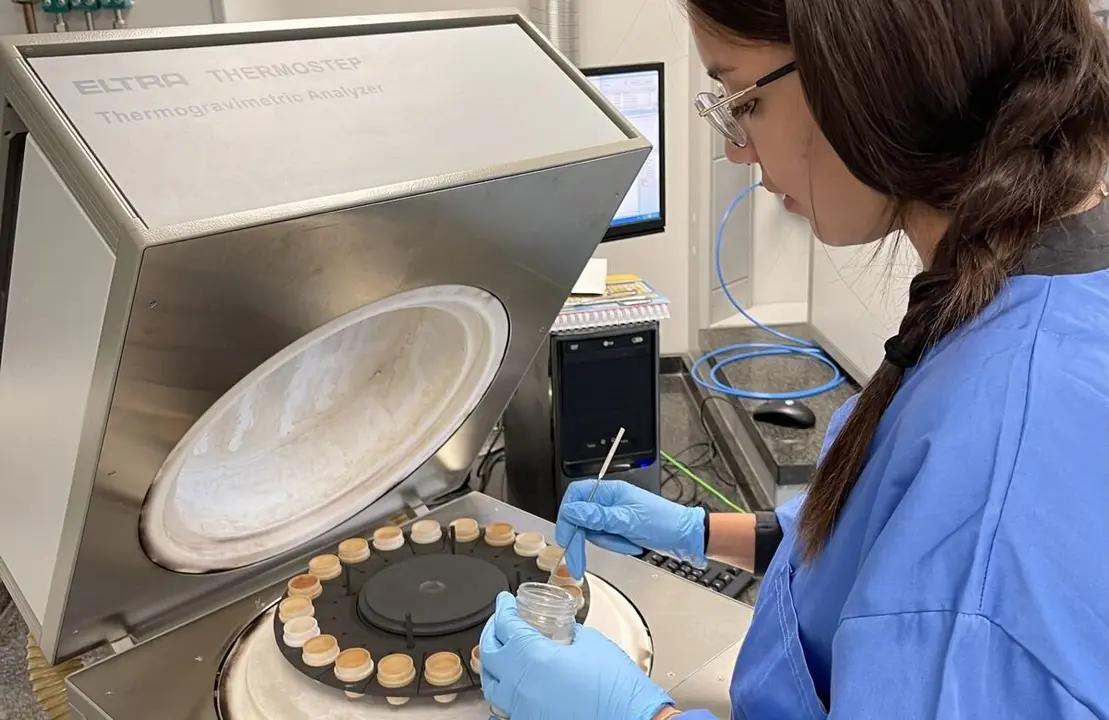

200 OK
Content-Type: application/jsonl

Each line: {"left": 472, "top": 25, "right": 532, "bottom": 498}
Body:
{"left": 694, "top": 61, "right": 797, "bottom": 147}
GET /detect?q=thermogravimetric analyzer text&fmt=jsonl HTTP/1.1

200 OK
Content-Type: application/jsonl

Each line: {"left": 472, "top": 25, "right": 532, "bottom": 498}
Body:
{"left": 72, "top": 56, "right": 364, "bottom": 95}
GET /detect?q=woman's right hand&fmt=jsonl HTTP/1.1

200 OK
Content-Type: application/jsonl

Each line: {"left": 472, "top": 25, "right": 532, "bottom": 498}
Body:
{"left": 480, "top": 592, "right": 675, "bottom": 720}
{"left": 555, "top": 479, "right": 707, "bottom": 578}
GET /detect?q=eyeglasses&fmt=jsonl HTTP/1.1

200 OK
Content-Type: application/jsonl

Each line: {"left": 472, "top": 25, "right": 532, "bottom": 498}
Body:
{"left": 694, "top": 62, "right": 796, "bottom": 148}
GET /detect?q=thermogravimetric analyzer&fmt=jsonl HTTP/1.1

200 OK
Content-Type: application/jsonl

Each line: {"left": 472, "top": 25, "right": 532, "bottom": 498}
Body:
{"left": 0, "top": 12, "right": 751, "bottom": 720}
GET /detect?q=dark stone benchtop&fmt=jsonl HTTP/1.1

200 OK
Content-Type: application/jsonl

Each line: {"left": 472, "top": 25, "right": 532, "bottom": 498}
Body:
{"left": 691, "top": 326, "right": 860, "bottom": 506}
{"left": 656, "top": 373, "right": 760, "bottom": 514}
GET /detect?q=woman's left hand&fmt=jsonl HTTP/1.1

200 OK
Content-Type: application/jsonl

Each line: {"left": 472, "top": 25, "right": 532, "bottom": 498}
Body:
{"left": 480, "top": 592, "right": 673, "bottom": 720}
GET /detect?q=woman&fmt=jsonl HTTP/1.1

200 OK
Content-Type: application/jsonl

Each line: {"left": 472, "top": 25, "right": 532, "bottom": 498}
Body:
{"left": 480, "top": 1, "right": 1109, "bottom": 718}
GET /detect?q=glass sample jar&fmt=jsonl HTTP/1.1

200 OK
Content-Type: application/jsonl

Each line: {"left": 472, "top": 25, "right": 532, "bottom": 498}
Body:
{"left": 515, "top": 582, "right": 577, "bottom": 645}
{"left": 487, "top": 583, "right": 578, "bottom": 719}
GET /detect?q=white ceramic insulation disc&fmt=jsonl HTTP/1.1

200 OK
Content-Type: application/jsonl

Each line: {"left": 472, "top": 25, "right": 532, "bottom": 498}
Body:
{"left": 219, "top": 573, "right": 653, "bottom": 720}
{"left": 141, "top": 285, "right": 509, "bottom": 573}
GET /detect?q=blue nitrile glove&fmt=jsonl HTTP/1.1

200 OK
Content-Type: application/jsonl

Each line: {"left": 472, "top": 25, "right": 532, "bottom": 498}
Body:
{"left": 480, "top": 592, "right": 674, "bottom": 720}
{"left": 555, "top": 479, "right": 707, "bottom": 579}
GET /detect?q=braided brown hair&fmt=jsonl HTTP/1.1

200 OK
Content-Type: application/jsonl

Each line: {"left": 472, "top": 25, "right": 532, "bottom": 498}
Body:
{"left": 686, "top": 0, "right": 1109, "bottom": 560}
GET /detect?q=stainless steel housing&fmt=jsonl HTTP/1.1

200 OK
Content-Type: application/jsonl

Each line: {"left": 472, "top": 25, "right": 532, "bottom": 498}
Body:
{"left": 0, "top": 10, "right": 649, "bottom": 663}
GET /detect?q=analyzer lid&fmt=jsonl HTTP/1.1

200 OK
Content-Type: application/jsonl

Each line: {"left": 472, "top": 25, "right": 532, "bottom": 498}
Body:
{"left": 18, "top": 10, "right": 636, "bottom": 231}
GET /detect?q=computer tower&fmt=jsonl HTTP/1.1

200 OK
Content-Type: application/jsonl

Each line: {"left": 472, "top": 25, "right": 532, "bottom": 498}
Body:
{"left": 503, "top": 322, "right": 661, "bottom": 522}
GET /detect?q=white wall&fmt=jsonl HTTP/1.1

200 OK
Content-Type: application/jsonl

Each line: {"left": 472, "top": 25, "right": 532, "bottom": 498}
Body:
{"left": 810, "top": 236, "right": 918, "bottom": 382}
{"left": 222, "top": 1, "right": 287, "bottom": 22}
{"left": 0, "top": 0, "right": 221, "bottom": 33}
{"left": 257, "top": 0, "right": 527, "bottom": 20}
{"left": 748, "top": 168, "right": 812, "bottom": 312}
{"left": 695, "top": 127, "right": 811, "bottom": 332}
{"left": 579, "top": 1, "right": 692, "bottom": 354}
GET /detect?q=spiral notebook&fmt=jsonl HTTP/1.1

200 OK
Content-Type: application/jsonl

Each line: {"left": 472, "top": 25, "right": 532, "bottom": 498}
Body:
{"left": 553, "top": 273, "right": 671, "bottom": 333}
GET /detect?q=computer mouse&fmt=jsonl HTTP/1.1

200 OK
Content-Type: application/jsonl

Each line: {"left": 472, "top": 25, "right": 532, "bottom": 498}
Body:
{"left": 752, "top": 399, "right": 817, "bottom": 429}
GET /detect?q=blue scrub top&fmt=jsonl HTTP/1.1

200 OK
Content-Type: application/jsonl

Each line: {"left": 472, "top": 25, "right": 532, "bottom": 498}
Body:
{"left": 690, "top": 207, "right": 1109, "bottom": 720}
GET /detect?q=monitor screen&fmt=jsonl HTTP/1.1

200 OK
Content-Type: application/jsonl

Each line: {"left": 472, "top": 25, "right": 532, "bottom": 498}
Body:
{"left": 584, "top": 63, "right": 665, "bottom": 242}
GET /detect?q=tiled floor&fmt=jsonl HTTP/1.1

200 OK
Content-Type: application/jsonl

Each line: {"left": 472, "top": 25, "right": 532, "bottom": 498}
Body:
{"left": 0, "top": 586, "right": 45, "bottom": 720}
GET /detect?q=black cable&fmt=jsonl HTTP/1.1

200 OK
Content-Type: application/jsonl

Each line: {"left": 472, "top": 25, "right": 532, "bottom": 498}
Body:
{"left": 429, "top": 424, "right": 506, "bottom": 511}
{"left": 658, "top": 393, "right": 754, "bottom": 512}
{"left": 661, "top": 466, "right": 691, "bottom": 504}
{"left": 663, "top": 440, "right": 720, "bottom": 507}
{"left": 477, "top": 450, "right": 505, "bottom": 494}
{"left": 470, "top": 422, "right": 505, "bottom": 494}
{"left": 691, "top": 394, "right": 744, "bottom": 490}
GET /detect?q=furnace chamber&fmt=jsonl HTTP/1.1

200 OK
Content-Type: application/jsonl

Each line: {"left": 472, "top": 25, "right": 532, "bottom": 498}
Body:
{"left": 142, "top": 285, "right": 510, "bottom": 573}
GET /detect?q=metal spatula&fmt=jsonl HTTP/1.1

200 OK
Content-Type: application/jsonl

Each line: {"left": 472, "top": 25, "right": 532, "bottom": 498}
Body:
{"left": 548, "top": 426, "right": 625, "bottom": 583}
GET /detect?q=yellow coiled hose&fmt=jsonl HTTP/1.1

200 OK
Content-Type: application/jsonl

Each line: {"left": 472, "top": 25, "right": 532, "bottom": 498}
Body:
{"left": 26, "top": 633, "right": 84, "bottom": 720}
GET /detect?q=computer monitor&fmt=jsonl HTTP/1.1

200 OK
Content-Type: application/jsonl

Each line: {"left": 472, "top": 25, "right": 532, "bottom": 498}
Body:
{"left": 584, "top": 63, "right": 666, "bottom": 242}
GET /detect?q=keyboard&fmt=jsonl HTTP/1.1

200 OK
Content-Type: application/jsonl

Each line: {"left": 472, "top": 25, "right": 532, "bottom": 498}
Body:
{"left": 639, "top": 550, "right": 755, "bottom": 600}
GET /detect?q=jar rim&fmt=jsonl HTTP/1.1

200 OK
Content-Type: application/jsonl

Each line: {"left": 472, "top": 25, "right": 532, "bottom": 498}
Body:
{"left": 516, "top": 581, "right": 576, "bottom": 613}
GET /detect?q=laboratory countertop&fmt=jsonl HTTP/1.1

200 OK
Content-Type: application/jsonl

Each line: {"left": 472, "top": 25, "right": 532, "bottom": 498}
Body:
{"left": 695, "top": 326, "right": 859, "bottom": 503}
{"left": 0, "top": 373, "right": 759, "bottom": 719}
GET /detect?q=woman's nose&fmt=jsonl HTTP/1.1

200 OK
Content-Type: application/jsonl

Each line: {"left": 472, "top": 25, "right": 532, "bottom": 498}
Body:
{"left": 724, "top": 139, "right": 757, "bottom": 165}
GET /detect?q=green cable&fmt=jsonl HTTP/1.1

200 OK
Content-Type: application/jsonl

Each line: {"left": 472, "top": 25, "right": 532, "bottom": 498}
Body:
{"left": 660, "top": 450, "right": 747, "bottom": 513}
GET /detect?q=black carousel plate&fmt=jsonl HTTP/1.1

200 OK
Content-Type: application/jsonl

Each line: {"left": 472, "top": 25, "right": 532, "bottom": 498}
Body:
{"left": 273, "top": 523, "right": 589, "bottom": 699}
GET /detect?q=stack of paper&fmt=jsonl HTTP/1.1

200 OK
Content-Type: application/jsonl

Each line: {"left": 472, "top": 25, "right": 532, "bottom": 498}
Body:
{"left": 554, "top": 272, "right": 670, "bottom": 333}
